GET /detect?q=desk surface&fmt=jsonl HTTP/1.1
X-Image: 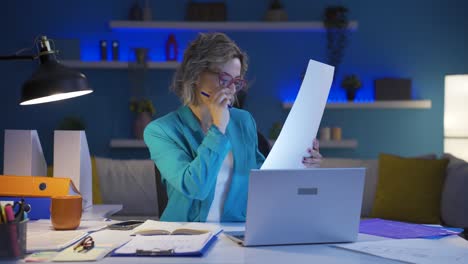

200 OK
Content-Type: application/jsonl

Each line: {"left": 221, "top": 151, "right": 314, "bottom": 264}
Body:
{"left": 10, "top": 222, "right": 468, "bottom": 264}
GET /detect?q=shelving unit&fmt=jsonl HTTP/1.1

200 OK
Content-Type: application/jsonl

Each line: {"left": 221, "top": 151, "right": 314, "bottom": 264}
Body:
{"left": 269, "top": 139, "right": 358, "bottom": 149}
{"left": 61, "top": 60, "right": 180, "bottom": 69}
{"left": 282, "top": 100, "right": 432, "bottom": 110}
{"left": 110, "top": 139, "right": 146, "bottom": 148}
{"left": 109, "top": 20, "right": 359, "bottom": 32}
{"left": 318, "top": 139, "right": 358, "bottom": 149}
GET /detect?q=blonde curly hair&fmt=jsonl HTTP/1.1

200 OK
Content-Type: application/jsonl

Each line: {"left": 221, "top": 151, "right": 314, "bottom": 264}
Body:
{"left": 171, "top": 32, "right": 248, "bottom": 105}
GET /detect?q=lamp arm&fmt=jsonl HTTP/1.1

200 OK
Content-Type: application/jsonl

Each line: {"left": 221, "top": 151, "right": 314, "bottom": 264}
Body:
{"left": 0, "top": 55, "right": 36, "bottom": 61}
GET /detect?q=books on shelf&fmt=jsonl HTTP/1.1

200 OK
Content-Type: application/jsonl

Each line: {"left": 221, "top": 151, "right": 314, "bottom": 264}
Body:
{"left": 131, "top": 220, "right": 222, "bottom": 236}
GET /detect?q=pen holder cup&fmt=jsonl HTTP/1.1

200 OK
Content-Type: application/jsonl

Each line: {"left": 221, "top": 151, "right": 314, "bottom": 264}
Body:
{"left": 0, "top": 220, "right": 28, "bottom": 259}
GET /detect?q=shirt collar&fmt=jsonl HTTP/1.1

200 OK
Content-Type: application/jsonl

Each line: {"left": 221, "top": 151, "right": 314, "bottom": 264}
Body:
{"left": 177, "top": 105, "right": 203, "bottom": 133}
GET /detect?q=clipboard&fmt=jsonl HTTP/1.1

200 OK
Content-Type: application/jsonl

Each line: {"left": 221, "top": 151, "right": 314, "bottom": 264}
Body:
{"left": 112, "top": 233, "right": 218, "bottom": 257}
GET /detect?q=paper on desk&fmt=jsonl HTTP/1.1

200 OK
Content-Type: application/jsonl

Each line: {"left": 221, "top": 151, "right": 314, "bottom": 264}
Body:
{"left": 335, "top": 238, "right": 468, "bottom": 264}
{"left": 27, "top": 220, "right": 114, "bottom": 252}
{"left": 359, "top": 218, "right": 462, "bottom": 239}
{"left": 52, "top": 230, "right": 133, "bottom": 262}
{"left": 27, "top": 230, "right": 88, "bottom": 252}
{"left": 261, "top": 59, "right": 334, "bottom": 169}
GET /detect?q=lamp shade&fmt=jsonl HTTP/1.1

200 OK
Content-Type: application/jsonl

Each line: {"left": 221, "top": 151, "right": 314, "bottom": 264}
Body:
{"left": 20, "top": 59, "right": 92, "bottom": 105}
{"left": 444, "top": 74, "right": 468, "bottom": 161}
{"left": 444, "top": 75, "right": 468, "bottom": 137}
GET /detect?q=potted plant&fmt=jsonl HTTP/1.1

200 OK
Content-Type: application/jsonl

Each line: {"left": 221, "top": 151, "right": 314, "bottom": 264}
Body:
{"left": 323, "top": 6, "right": 349, "bottom": 75}
{"left": 341, "top": 74, "right": 362, "bottom": 101}
{"left": 264, "top": 0, "right": 288, "bottom": 21}
{"left": 130, "top": 98, "right": 156, "bottom": 139}
{"left": 57, "top": 116, "right": 86, "bottom": 131}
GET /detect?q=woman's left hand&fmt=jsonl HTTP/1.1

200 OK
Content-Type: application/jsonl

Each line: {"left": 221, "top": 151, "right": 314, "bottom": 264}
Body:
{"left": 302, "top": 138, "right": 322, "bottom": 168}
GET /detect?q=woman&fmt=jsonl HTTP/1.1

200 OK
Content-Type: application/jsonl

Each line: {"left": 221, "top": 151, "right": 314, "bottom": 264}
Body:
{"left": 144, "top": 33, "right": 322, "bottom": 222}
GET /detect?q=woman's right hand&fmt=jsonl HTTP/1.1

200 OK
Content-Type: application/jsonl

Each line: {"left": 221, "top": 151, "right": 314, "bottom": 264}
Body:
{"left": 207, "top": 88, "right": 232, "bottom": 134}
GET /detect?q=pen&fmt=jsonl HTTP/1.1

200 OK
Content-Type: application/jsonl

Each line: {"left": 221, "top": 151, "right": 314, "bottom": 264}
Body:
{"left": 200, "top": 91, "right": 232, "bottom": 108}
{"left": 0, "top": 204, "right": 6, "bottom": 223}
{"left": 0, "top": 205, "right": 4, "bottom": 223}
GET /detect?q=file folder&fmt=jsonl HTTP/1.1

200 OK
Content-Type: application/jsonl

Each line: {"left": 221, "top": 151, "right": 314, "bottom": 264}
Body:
{"left": 0, "top": 175, "right": 80, "bottom": 219}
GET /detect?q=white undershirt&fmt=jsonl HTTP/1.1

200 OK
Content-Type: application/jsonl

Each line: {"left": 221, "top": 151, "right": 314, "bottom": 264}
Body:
{"left": 206, "top": 151, "right": 233, "bottom": 222}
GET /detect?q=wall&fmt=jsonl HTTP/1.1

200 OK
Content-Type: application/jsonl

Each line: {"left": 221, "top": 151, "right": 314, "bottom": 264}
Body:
{"left": 1, "top": 0, "right": 467, "bottom": 169}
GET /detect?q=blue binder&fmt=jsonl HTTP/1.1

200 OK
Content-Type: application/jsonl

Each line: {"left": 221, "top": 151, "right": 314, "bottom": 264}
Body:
{"left": 0, "top": 197, "right": 51, "bottom": 219}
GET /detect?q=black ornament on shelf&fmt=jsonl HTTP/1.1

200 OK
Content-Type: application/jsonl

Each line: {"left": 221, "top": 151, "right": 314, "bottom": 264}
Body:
{"left": 323, "top": 6, "right": 349, "bottom": 75}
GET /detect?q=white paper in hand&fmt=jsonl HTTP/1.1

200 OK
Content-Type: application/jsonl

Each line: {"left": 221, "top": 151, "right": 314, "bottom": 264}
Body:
{"left": 261, "top": 59, "right": 334, "bottom": 169}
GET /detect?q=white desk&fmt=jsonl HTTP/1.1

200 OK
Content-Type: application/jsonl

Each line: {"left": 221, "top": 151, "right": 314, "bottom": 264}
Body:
{"left": 13, "top": 222, "right": 468, "bottom": 264}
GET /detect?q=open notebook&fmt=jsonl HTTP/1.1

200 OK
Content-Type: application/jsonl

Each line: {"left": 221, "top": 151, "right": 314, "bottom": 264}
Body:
{"left": 131, "top": 220, "right": 222, "bottom": 236}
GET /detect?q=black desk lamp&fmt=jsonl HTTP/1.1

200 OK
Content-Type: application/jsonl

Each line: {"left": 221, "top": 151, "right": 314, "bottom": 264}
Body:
{"left": 0, "top": 36, "right": 93, "bottom": 105}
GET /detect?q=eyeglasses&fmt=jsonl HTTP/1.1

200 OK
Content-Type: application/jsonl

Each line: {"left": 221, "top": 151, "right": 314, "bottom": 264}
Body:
{"left": 73, "top": 236, "right": 95, "bottom": 253}
{"left": 209, "top": 71, "right": 247, "bottom": 92}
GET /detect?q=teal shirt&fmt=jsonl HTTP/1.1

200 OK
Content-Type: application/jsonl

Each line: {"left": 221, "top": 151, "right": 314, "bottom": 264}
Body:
{"left": 144, "top": 106, "right": 265, "bottom": 222}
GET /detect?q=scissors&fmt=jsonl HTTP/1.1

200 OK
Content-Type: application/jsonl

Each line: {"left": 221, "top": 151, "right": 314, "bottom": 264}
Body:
{"left": 73, "top": 236, "right": 95, "bottom": 253}
{"left": 13, "top": 199, "right": 31, "bottom": 221}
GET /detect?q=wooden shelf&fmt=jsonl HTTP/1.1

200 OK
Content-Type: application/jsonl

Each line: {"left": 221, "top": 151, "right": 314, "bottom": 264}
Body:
{"left": 109, "top": 20, "right": 358, "bottom": 32}
{"left": 110, "top": 139, "right": 146, "bottom": 148}
{"left": 317, "top": 139, "right": 358, "bottom": 149}
{"left": 282, "top": 100, "right": 432, "bottom": 110}
{"left": 61, "top": 60, "right": 179, "bottom": 69}
{"left": 269, "top": 139, "right": 358, "bottom": 149}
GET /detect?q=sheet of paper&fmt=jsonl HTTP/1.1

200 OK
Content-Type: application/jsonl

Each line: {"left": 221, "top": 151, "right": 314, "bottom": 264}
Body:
{"left": 115, "top": 233, "right": 213, "bottom": 254}
{"left": 261, "top": 59, "right": 334, "bottom": 169}
{"left": 359, "top": 218, "right": 462, "bottom": 239}
{"left": 27, "top": 220, "right": 116, "bottom": 252}
{"left": 335, "top": 238, "right": 468, "bottom": 264}
{"left": 52, "top": 230, "right": 133, "bottom": 262}
{"left": 27, "top": 230, "right": 88, "bottom": 252}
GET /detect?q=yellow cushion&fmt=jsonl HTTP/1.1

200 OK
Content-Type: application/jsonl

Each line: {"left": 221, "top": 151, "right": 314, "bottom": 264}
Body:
{"left": 91, "top": 157, "right": 103, "bottom": 204}
{"left": 371, "top": 153, "right": 449, "bottom": 224}
{"left": 46, "top": 156, "right": 103, "bottom": 204}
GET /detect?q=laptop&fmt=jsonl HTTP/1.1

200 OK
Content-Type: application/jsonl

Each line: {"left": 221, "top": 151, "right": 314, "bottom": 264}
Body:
{"left": 225, "top": 168, "right": 365, "bottom": 246}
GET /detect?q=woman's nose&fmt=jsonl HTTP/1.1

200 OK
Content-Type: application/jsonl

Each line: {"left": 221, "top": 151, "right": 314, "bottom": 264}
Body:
{"left": 226, "top": 82, "right": 236, "bottom": 93}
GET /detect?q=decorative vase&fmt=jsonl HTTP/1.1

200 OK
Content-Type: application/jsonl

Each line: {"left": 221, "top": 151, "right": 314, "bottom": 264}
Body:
{"left": 129, "top": 1, "right": 143, "bottom": 20}
{"left": 345, "top": 88, "right": 358, "bottom": 101}
{"left": 165, "top": 34, "right": 178, "bottom": 61}
{"left": 133, "top": 48, "right": 149, "bottom": 65}
{"left": 142, "top": 0, "right": 152, "bottom": 21}
{"left": 133, "top": 112, "right": 152, "bottom": 139}
{"left": 264, "top": 9, "right": 288, "bottom": 21}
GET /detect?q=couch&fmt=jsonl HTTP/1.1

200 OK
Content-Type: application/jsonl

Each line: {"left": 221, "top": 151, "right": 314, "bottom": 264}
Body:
{"left": 93, "top": 154, "right": 468, "bottom": 232}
